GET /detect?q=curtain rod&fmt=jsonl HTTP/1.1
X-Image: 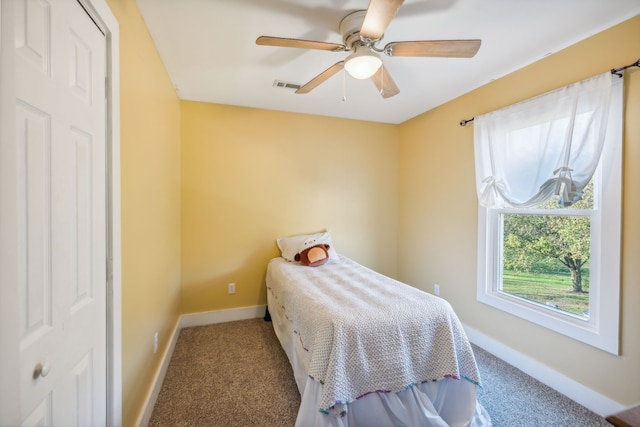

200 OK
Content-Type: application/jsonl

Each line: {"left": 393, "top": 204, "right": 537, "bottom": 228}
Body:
{"left": 459, "top": 58, "right": 640, "bottom": 126}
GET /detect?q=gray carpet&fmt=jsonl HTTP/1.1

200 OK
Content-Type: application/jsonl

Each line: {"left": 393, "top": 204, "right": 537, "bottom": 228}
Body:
{"left": 148, "top": 319, "right": 300, "bottom": 427}
{"left": 473, "top": 345, "right": 610, "bottom": 427}
{"left": 149, "top": 318, "right": 611, "bottom": 426}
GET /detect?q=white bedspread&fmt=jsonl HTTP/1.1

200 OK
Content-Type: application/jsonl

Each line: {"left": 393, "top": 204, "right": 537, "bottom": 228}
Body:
{"left": 266, "top": 256, "right": 481, "bottom": 417}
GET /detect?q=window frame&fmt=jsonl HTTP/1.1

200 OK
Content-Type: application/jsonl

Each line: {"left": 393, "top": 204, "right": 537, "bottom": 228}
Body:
{"left": 476, "top": 80, "right": 622, "bottom": 355}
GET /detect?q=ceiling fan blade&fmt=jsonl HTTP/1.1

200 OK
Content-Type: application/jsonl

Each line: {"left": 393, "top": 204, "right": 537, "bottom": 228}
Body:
{"left": 360, "top": 0, "right": 405, "bottom": 41}
{"left": 370, "top": 65, "right": 399, "bottom": 98}
{"left": 296, "top": 62, "right": 345, "bottom": 94}
{"left": 256, "top": 36, "right": 346, "bottom": 52}
{"left": 384, "top": 40, "right": 481, "bottom": 58}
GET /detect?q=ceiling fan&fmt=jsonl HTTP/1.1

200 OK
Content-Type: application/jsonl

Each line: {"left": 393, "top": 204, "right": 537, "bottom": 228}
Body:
{"left": 256, "top": 0, "right": 481, "bottom": 99}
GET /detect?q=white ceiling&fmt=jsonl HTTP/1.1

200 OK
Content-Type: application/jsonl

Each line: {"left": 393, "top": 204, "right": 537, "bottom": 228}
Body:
{"left": 136, "top": 0, "right": 639, "bottom": 124}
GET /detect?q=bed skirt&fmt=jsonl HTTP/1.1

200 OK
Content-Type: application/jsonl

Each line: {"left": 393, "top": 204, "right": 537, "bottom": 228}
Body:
{"left": 267, "top": 288, "right": 492, "bottom": 427}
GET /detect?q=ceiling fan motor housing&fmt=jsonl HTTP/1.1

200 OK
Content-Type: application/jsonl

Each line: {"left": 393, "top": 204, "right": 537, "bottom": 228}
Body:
{"left": 339, "top": 10, "right": 376, "bottom": 49}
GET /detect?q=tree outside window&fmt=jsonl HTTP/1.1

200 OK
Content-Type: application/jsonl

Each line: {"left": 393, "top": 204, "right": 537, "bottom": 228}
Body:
{"left": 500, "top": 183, "right": 593, "bottom": 318}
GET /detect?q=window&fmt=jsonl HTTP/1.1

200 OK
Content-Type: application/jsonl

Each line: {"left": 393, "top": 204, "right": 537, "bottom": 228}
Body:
{"left": 475, "top": 74, "right": 622, "bottom": 354}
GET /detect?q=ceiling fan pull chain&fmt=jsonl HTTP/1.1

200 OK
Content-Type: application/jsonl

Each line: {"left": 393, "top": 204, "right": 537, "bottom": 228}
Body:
{"left": 342, "top": 69, "right": 347, "bottom": 101}
{"left": 380, "top": 66, "right": 385, "bottom": 96}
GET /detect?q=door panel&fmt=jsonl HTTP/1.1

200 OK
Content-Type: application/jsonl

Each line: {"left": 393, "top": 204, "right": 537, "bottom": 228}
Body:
{"left": 21, "top": 396, "right": 53, "bottom": 427}
{"left": 14, "top": 0, "right": 51, "bottom": 75}
{"left": 15, "top": 101, "right": 53, "bottom": 347}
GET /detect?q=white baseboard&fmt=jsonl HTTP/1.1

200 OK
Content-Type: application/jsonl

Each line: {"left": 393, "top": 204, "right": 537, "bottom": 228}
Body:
{"left": 135, "top": 319, "right": 181, "bottom": 427}
{"left": 463, "top": 323, "right": 625, "bottom": 418}
{"left": 136, "top": 305, "right": 267, "bottom": 426}
{"left": 179, "top": 305, "right": 267, "bottom": 328}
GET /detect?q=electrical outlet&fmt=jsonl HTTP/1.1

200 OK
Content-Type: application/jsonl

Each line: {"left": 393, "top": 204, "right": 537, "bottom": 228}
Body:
{"left": 434, "top": 284, "right": 440, "bottom": 296}
{"left": 228, "top": 283, "right": 236, "bottom": 294}
{"left": 153, "top": 332, "right": 159, "bottom": 353}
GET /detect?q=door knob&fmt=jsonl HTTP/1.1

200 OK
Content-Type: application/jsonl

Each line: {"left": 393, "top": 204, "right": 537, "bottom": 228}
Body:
{"left": 32, "top": 362, "right": 51, "bottom": 379}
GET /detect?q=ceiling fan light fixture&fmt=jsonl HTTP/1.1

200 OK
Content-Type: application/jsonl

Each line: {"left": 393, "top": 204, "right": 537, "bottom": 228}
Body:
{"left": 344, "top": 46, "right": 382, "bottom": 79}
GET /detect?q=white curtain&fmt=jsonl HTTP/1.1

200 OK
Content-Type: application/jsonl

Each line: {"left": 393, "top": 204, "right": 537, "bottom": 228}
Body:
{"left": 474, "top": 72, "right": 618, "bottom": 208}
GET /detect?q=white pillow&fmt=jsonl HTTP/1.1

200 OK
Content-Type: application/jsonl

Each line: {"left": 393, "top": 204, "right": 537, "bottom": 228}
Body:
{"left": 276, "top": 230, "right": 339, "bottom": 262}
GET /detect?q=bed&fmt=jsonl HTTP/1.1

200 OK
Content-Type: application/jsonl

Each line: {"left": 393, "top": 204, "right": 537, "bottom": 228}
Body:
{"left": 266, "top": 235, "right": 491, "bottom": 427}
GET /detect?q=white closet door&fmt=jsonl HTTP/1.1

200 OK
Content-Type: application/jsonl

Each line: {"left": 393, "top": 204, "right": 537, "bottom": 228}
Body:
{"left": 1, "top": 0, "right": 108, "bottom": 425}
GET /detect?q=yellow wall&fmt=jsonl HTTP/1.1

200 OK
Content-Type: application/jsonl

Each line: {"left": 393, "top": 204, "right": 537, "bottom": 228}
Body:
{"left": 398, "top": 15, "right": 640, "bottom": 406}
{"left": 104, "top": 1, "right": 182, "bottom": 426}
{"left": 180, "top": 101, "right": 399, "bottom": 313}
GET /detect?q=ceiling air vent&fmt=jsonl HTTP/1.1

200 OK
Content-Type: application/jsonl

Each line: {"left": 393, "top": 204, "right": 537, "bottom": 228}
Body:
{"left": 273, "top": 80, "right": 301, "bottom": 90}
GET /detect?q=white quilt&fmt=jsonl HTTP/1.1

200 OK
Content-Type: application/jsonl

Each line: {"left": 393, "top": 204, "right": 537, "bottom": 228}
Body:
{"left": 266, "top": 256, "right": 481, "bottom": 417}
